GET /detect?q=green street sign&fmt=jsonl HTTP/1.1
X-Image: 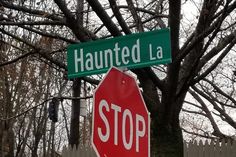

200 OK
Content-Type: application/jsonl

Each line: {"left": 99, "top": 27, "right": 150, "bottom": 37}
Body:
{"left": 67, "top": 28, "right": 171, "bottom": 79}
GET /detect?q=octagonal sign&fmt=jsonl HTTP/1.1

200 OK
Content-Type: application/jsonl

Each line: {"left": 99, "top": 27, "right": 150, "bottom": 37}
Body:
{"left": 92, "top": 67, "right": 150, "bottom": 157}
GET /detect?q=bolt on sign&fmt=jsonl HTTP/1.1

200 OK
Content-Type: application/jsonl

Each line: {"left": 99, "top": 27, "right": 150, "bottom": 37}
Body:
{"left": 92, "top": 67, "right": 150, "bottom": 157}
{"left": 67, "top": 28, "right": 171, "bottom": 79}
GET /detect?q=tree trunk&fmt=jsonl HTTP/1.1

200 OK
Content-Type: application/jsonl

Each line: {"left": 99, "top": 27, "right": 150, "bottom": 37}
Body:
{"left": 151, "top": 96, "right": 185, "bottom": 157}
{"left": 137, "top": 68, "right": 186, "bottom": 157}
{"left": 152, "top": 123, "right": 183, "bottom": 157}
{"left": 150, "top": 94, "right": 186, "bottom": 157}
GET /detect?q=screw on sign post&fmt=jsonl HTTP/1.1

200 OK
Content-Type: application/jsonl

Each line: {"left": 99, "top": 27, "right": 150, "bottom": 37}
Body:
{"left": 92, "top": 67, "right": 150, "bottom": 157}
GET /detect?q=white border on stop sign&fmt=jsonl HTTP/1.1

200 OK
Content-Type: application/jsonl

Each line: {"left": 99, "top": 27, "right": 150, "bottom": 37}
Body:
{"left": 91, "top": 66, "right": 150, "bottom": 157}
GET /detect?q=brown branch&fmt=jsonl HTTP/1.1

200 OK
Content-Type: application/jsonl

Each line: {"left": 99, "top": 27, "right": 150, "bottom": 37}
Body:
{"left": 182, "top": 128, "right": 218, "bottom": 140}
{"left": 184, "top": 100, "right": 202, "bottom": 109}
{"left": 0, "top": 28, "right": 35, "bottom": 48}
{"left": 118, "top": 5, "right": 168, "bottom": 17}
{"left": 93, "top": 14, "right": 115, "bottom": 35}
{"left": 195, "top": 0, "right": 219, "bottom": 33}
{"left": 53, "top": 0, "right": 97, "bottom": 41}
{"left": 192, "top": 85, "right": 236, "bottom": 129}
{"left": 0, "top": 99, "right": 50, "bottom": 121}
{"left": 99, "top": 14, "right": 165, "bottom": 39}
{"left": 0, "top": 96, "right": 92, "bottom": 121}
{"left": 201, "top": 0, "right": 230, "bottom": 54}
{"left": 37, "top": 49, "right": 67, "bottom": 70}
{"left": 119, "top": 4, "right": 168, "bottom": 28}
{"left": 197, "top": 30, "right": 236, "bottom": 71}
{"left": 194, "top": 37, "right": 236, "bottom": 83}
{"left": 0, "top": 27, "right": 67, "bottom": 69}
{"left": 82, "top": 76, "right": 99, "bottom": 85}
{"left": 189, "top": 88, "right": 225, "bottom": 137}
{"left": 0, "top": 51, "right": 35, "bottom": 67}
{"left": 0, "top": 20, "right": 65, "bottom": 26}
{"left": 178, "top": 1, "right": 236, "bottom": 62}
{"left": 0, "top": 38, "right": 24, "bottom": 52}
{"left": 203, "top": 78, "right": 236, "bottom": 106}
{"left": 177, "top": 28, "right": 236, "bottom": 95}
{"left": 182, "top": 108, "right": 206, "bottom": 117}
{"left": 126, "top": 0, "right": 144, "bottom": 32}
{"left": 108, "top": 0, "right": 131, "bottom": 34}
{"left": 212, "top": 0, "right": 236, "bottom": 20}
{"left": 86, "top": 0, "right": 122, "bottom": 37}
{"left": 1, "top": 25, "right": 100, "bottom": 86}
{"left": 0, "top": 0, "right": 62, "bottom": 21}
{"left": 144, "top": 67, "right": 164, "bottom": 91}
{"left": 20, "top": 25, "right": 77, "bottom": 43}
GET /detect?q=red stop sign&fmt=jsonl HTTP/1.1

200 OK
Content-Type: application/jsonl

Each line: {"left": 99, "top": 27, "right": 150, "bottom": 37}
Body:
{"left": 92, "top": 67, "right": 150, "bottom": 157}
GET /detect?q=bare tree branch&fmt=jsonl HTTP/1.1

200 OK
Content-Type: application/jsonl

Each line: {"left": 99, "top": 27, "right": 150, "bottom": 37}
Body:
{"left": 86, "top": 0, "right": 122, "bottom": 37}
{"left": 108, "top": 0, "right": 131, "bottom": 34}
{"left": 54, "top": 0, "right": 97, "bottom": 41}
{"left": 192, "top": 85, "right": 236, "bottom": 129}
{"left": 182, "top": 108, "right": 206, "bottom": 117}
{"left": 126, "top": 0, "right": 144, "bottom": 32}
{"left": 198, "top": 30, "right": 236, "bottom": 69}
{"left": 0, "top": 20, "right": 65, "bottom": 26}
{"left": 0, "top": 27, "right": 67, "bottom": 69}
{"left": 178, "top": 1, "right": 236, "bottom": 62}
{"left": 182, "top": 128, "right": 218, "bottom": 140}
{"left": 20, "top": 25, "right": 77, "bottom": 43}
{"left": 203, "top": 78, "right": 236, "bottom": 106}
{"left": 118, "top": 5, "right": 168, "bottom": 17}
{"left": 189, "top": 88, "right": 226, "bottom": 138}
{"left": 0, "top": 51, "right": 35, "bottom": 67}
{"left": 0, "top": 0, "right": 62, "bottom": 21}
{"left": 194, "top": 37, "right": 236, "bottom": 83}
